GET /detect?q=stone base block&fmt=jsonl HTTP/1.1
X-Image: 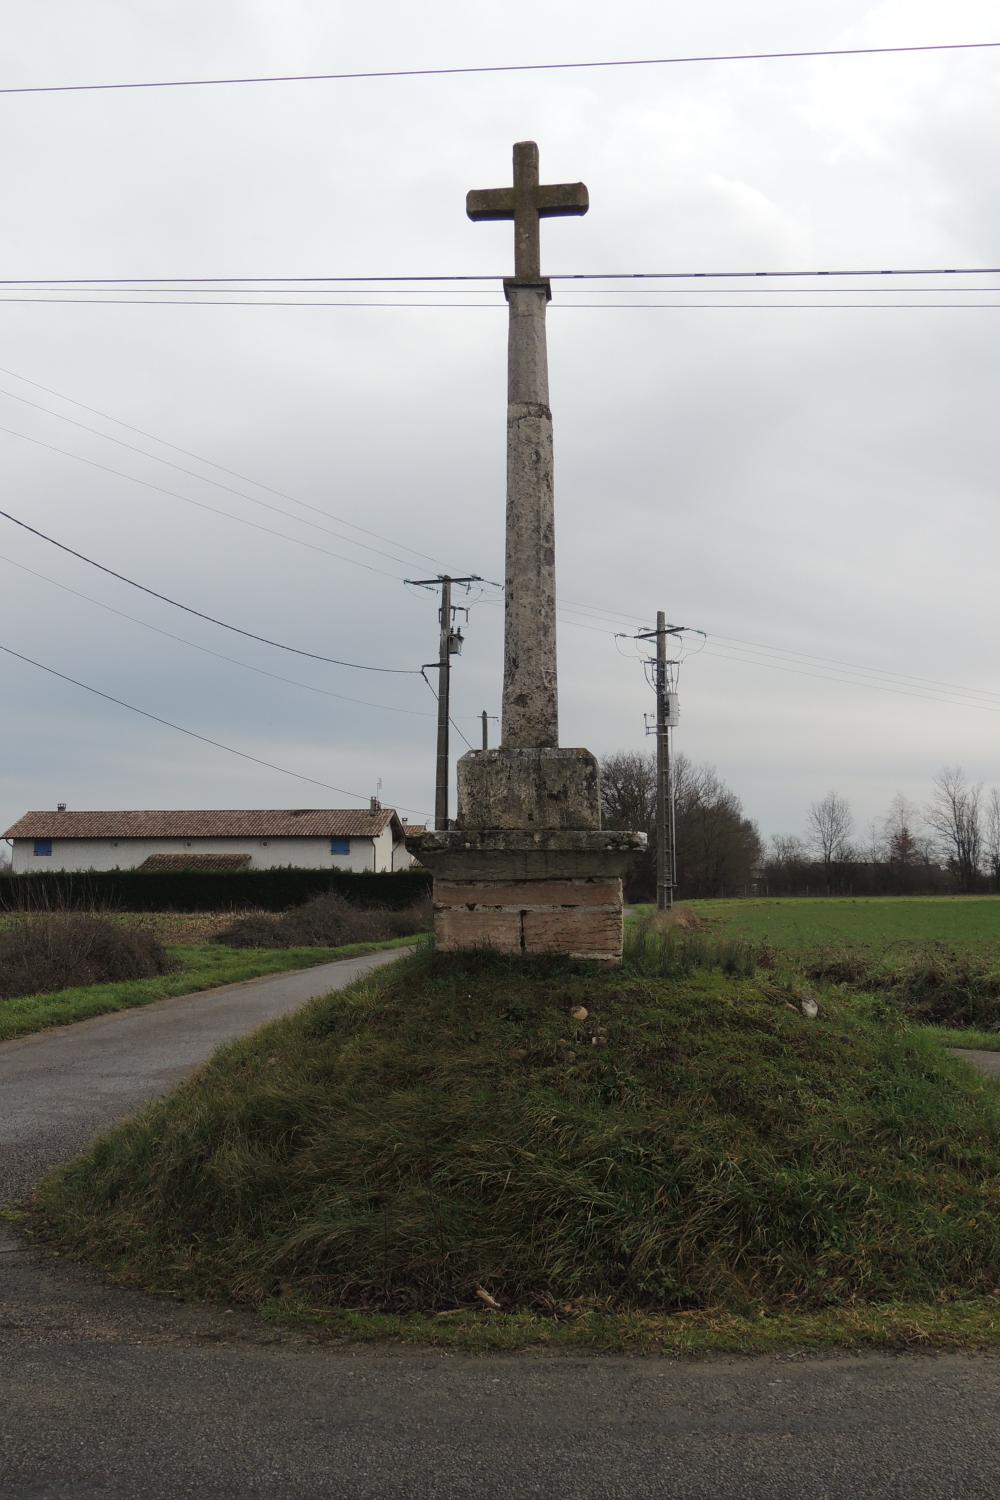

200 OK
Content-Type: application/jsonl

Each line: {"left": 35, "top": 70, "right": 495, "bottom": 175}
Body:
{"left": 457, "top": 747, "right": 601, "bottom": 830}
{"left": 405, "top": 828, "right": 645, "bottom": 965}
{"left": 434, "top": 876, "right": 624, "bottom": 963}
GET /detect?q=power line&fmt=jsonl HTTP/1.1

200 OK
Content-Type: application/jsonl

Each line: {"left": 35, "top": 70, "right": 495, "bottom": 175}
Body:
{"left": 0, "top": 422, "right": 406, "bottom": 580}
{"left": 707, "top": 633, "right": 1000, "bottom": 704}
{"left": 0, "top": 369, "right": 440, "bottom": 567}
{"left": 0, "top": 384, "right": 424, "bottom": 570}
{"left": 0, "top": 362, "right": 447, "bottom": 571}
{"left": 4, "top": 297, "right": 1000, "bottom": 310}
{"left": 420, "top": 669, "right": 477, "bottom": 753}
{"left": 2, "top": 39, "right": 997, "bottom": 95}
{"left": 4, "top": 268, "right": 1000, "bottom": 284}
{"left": 702, "top": 647, "right": 1000, "bottom": 715}
{"left": 0, "top": 641, "right": 430, "bottom": 817}
{"left": 0, "top": 552, "right": 440, "bottom": 718}
{"left": 0, "top": 507, "right": 418, "bottom": 673}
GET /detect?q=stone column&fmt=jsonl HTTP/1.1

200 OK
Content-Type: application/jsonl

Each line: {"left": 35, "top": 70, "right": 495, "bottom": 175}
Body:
{"left": 503, "top": 280, "right": 558, "bottom": 750}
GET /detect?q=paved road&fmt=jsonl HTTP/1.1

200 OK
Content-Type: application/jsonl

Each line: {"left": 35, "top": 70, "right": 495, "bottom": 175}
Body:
{"left": 0, "top": 947, "right": 409, "bottom": 1207}
{"left": 4, "top": 957, "right": 1000, "bottom": 1498}
{"left": 952, "top": 1046, "right": 1000, "bottom": 1079}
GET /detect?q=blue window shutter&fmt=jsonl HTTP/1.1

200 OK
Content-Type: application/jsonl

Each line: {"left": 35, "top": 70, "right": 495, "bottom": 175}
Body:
{"left": 330, "top": 838, "right": 350, "bottom": 856}
{"left": 33, "top": 839, "right": 52, "bottom": 856}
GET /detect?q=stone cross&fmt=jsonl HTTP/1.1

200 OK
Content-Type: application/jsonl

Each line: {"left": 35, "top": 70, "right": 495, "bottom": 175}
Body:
{"left": 467, "top": 139, "right": 588, "bottom": 282}
{"left": 467, "top": 142, "right": 588, "bottom": 750}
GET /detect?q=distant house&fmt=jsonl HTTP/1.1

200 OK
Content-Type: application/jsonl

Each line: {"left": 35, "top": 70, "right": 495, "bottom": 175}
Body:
{"left": 2, "top": 806, "right": 420, "bottom": 874}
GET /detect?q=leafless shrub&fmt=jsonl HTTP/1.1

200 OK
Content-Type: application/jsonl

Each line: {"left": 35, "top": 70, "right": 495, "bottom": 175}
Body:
{"left": 0, "top": 914, "right": 174, "bottom": 1001}
{"left": 216, "top": 893, "right": 430, "bottom": 949}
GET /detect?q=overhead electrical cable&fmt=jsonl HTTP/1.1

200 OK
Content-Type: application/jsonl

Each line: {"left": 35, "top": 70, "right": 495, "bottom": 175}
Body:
{"left": 0, "top": 385, "right": 424, "bottom": 570}
{"left": 707, "top": 633, "right": 1000, "bottom": 703}
{"left": 419, "top": 670, "right": 476, "bottom": 754}
{"left": 4, "top": 297, "right": 1000, "bottom": 310}
{"left": 1, "top": 38, "right": 998, "bottom": 95}
{"left": 0, "top": 423, "right": 406, "bottom": 580}
{"left": 0, "top": 641, "right": 431, "bottom": 817}
{"left": 4, "top": 267, "right": 1000, "bottom": 284}
{"left": 702, "top": 647, "right": 1000, "bottom": 715}
{"left": 0, "top": 553, "right": 441, "bottom": 717}
{"left": 0, "top": 507, "right": 417, "bottom": 673}
{"left": 0, "top": 362, "right": 447, "bottom": 570}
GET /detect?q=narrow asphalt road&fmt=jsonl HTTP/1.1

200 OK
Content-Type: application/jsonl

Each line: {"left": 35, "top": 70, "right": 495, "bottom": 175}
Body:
{"left": 3, "top": 958, "right": 1000, "bottom": 1498}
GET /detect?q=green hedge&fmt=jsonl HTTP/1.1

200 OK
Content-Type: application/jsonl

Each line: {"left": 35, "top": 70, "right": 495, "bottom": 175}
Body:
{"left": 0, "top": 867, "right": 431, "bottom": 913}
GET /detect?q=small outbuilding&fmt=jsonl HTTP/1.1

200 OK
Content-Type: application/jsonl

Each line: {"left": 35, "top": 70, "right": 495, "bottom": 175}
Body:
{"left": 3, "top": 807, "right": 417, "bottom": 874}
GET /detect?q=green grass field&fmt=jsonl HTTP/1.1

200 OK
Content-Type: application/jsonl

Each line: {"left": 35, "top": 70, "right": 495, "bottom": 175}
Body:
{"left": 690, "top": 896, "right": 1000, "bottom": 957}
{"left": 647, "top": 896, "right": 1000, "bottom": 1045}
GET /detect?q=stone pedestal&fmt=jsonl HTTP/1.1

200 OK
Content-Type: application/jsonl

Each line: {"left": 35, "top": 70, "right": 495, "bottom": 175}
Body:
{"left": 407, "top": 748, "right": 644, "bottom": 965}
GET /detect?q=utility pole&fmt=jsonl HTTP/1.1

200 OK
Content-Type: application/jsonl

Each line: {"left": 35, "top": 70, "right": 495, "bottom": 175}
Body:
{"left": 655, "top": 611, "right": 671, "bottom": 911}
{"left": 632, "top": 612, "right": 697, "bottom": 912}
{"left": 406, "top": 574, "right": 482, "bottom": 830}
{"left": 480, "top": 710, "right": 498, "bottom": 750}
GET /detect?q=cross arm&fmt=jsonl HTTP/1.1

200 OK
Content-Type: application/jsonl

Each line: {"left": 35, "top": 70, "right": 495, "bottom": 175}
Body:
{"left": 467, "top": 187, "right": 515, "bottom": 222}
{"left": 536, "top": 182, "right": 589, "bottom": 218}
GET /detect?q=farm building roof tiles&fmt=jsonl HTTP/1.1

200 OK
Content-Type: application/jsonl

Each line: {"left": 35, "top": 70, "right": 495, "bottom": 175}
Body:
{"left": 138, "top": 853, "right": 253, "bottom": 872}
{"left": 3, "top": 808, "right": 406, "bottom": 840}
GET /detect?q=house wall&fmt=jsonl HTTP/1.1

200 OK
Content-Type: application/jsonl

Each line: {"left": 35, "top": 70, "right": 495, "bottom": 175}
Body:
{"left": 11, "top": 829, "right": 399, "bottom": 874}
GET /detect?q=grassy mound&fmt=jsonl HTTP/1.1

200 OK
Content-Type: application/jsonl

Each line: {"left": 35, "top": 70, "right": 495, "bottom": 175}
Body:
{"left": 31, "top": 942, "right": 1000, "bottom": 1320}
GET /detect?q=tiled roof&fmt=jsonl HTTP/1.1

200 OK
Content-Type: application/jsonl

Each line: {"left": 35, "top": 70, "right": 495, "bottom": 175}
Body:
{"left": 139, "top": 853, "right": 253, "bottom": 872}
{"left": 3, "top": 808, "right": 406, "bottom": 840}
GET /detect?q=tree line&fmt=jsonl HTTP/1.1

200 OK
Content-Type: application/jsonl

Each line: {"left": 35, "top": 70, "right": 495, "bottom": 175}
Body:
{"left": 600, "top": 756, "right": 1000, "bottom": 901}
{"left": 766, "top": 768, "right": 1000, "bottom": 896}
{"left": 600, "top": 751, "right": 761, "bottom": 900}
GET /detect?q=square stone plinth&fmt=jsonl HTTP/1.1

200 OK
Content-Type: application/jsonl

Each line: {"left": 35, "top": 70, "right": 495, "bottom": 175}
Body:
{"left": 406, "top": 828, "right": 645, "bottom": 965}
{"left": 457, "top": 747, "right": 601, "bottom": 830}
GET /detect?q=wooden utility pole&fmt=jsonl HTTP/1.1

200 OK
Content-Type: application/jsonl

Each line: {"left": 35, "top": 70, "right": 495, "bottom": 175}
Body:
{"left": 481, "top": 710, "right": 489, "bottom": 750}
{"left": 406, "top": 574, "right": 481, "bottom": 830}
{"left": 435, "top": 575, "right": 453, "bottom": 832}
{"left": 654, "top": 611, "right": 673, "bottom": 912}
{"left": 635, "top": 611, "right": 683, "bottom": 911}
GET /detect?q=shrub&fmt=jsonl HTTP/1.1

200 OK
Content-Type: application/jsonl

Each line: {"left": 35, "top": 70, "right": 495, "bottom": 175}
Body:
{"left": 0, "top": 868, "right": 432, "bottom": 914}
{"left": 215, "top": 893, "right": 431, "bottom": 949}
{"left": 0, "top": 914, "right": 175, "bottom": 1001}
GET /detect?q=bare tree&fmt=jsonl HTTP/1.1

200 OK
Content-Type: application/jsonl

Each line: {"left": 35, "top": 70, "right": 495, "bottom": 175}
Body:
{"left": 599, "top": 750, "right": 760, "bottom": 899}
{"left": 985, "top": 789, "right": 1000, "bottom": 893}
{"left": 807, "top": 791, "right": 853, "bottom": 895}
{"left": 925, "top": 767, "right": 982, "bottom": 893}
{"left": 763, "top": 834, "right": 810, "bottom": 895}
{"left": 600, "top": 750, "right": 657, "bottom": 835}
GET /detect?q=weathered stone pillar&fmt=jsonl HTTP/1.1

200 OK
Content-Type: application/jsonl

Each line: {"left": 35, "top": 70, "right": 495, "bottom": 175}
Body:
{"left": 503, "top": 279, "right": 558, "bottom": 750}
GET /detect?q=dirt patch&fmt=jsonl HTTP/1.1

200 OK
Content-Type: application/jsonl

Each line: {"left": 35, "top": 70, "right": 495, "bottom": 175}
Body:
{"left": 643, "top": 907, "right": 707, "bottom": 934}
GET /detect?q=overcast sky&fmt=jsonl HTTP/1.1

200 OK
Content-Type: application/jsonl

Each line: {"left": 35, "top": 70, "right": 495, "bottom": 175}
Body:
{"left": 1, "top": 0, "right": 998, "bottom": 847}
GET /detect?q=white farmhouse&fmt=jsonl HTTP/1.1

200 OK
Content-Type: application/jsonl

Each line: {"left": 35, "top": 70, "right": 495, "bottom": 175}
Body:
{"left": 3, "top": 807, "right": 422, "bottom": 874}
